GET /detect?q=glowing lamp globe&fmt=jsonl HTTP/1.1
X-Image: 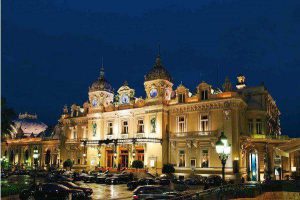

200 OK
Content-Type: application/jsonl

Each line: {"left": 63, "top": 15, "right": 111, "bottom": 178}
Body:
{"left": 215, "top": 140, "right": 224, "bottom": 154}
{"left": 219, "top": 132, "right": 228, "bottom": 146}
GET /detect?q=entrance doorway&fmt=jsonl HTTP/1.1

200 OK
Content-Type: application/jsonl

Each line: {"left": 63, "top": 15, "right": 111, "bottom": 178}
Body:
{"left": 106, "top": 150, "right": 113, "bottom": 168}
{"left": 249, "top": 151, "right": 259, "bottom": 181}
{"left": 120, "top": 150, "right": 128, "bottom": 168}
{"left": 136, "top": 149, "right": 144, "bottom": 162}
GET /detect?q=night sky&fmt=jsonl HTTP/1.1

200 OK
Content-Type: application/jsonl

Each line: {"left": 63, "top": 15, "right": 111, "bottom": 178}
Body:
{"left": 2, "top": 0, "right": 300, "bottom": 137}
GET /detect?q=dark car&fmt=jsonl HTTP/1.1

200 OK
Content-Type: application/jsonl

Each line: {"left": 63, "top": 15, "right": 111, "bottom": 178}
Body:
{"left": 155, "top": 178, "right": 171, "bottom": 186}
{"left": 105, "top": 175, "right": 122, "bottom": 185}
{"left": 19, "top": 183, "right": 85, "bottom": 200}
{"left": 127, "top": 178, "right": 156, "bottom": 190}
{"left": 133, "top": 185, "right": 180, "bottom": 200}
{"left": 83, "top": 175, "right": 97, "bottom": 183}
{"left": 58, "top": 181, "right": 93, "bottom": 197}
{"left": 47, "top": 173, "right": 73, "bottom": 182}
{"left": 96, "top": 172, "right": 113, "bottom": 184}
{"left": 204, "top": 175, "right": 226, "bottom": 190}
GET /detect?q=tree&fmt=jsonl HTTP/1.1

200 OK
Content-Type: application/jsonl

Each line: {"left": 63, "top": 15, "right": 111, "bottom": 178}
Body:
{"left": 63, "top": 159, "right": 73, "bottom": 170}
{"left": 1, "top": 97, "right": 16, "bottom": 138}
{"left": 132, "top": 160, "right": 144, "bottom": 169}
{"left": 162, "top": 164, "right": 175, "bottom": 174}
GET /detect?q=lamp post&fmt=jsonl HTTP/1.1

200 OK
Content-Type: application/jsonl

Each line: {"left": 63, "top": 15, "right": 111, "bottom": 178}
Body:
{"left": 113, "top": 150, "right": 117, "bottom": 168}
{"left": 215, "top": 132, "right": 231, "bottom": 181}
{"left": 98, "top": 152, "right": 101, "bottom": 167}
{"left": 33, "top": 148, "right": 40, "bottom": 185}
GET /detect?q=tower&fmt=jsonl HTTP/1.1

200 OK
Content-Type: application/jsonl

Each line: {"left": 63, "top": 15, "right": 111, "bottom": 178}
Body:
{"left": 236, "top": 74, "right": 246, "bottom": 89}
{"left": 88, "top": 63, "right": 114, "bottom": 108}
{"left": 144, "top": 50, "right": 173, "bottom": 104}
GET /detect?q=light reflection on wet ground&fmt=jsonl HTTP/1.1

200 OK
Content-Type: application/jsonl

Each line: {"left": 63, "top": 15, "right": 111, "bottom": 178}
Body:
{"left": 76, "top": 182, "right": 132, "bottom": 200}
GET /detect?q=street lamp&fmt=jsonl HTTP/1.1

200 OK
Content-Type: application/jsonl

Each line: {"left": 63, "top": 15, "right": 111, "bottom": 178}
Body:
{"left": 98, "top": 152, "right": 101, "bottom": 167}
{"left": 132, "top": 150, "right": 136, "bottom": 158}
{"left": 33, "top": 148, "right": 40, "bottom": 185}
{"left": 215, "top": 132, "right": 231, "bottom": 181}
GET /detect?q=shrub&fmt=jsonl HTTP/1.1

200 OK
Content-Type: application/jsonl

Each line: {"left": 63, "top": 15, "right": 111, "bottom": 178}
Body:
{"left": 63, "top": 159, "right": 73, "bottom": 170}
{"left": 132, "top": 160, "right": 144, "bottom": 169}
{"left": 162, "top": 164, "right": 175, "bottom": 174}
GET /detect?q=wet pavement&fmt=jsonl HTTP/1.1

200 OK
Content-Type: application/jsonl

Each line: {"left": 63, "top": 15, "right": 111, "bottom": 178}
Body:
{"left": 1, "top": 175, "right": 202, "bottom": 200}
{"left": 76, "top": 182, "right": 132, "bottom": 200}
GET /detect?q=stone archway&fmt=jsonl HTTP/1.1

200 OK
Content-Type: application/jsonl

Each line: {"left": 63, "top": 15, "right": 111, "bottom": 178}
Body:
{"left": 9, "top": 150, "right": 14, "bottom": 164}
{"left": 45, "top": 149, "right": 51, "bottom": 166}
{"left": 249, "top": 149, "right": 259, "bottom": 181}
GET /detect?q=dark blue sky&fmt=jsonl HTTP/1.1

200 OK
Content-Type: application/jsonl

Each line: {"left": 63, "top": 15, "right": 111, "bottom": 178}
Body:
{"left": 2, "top": 0, "right": 300, "bottom": 137}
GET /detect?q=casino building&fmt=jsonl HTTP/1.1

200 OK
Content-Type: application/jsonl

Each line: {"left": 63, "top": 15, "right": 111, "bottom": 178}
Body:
{"left": 57, "top": 52, "right": 299, "bottom": 180}
{"left": 3, "top": 52, "right": 298, "bottom": 180}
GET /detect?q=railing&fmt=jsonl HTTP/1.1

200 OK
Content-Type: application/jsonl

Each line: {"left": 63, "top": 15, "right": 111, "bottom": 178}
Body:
{"left": 170, "top": 131, "right": 217, "bottom": 139}
{"left": 120, "top": 134, "right": 129, "bottom": 139}
{"left": 251, "top": 134, "right": 289, "bottom": 140}
{"left": 135, "top": 133, "right": 145, "bottom": 138}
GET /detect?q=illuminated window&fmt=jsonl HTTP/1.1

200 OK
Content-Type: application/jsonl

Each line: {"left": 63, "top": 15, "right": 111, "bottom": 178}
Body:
{"left": 108, "top": 122, "right": 113, "bottom": 135}
{"left": 73, "top": 128, "right": 77, "bottom": 139}
{"left": 137, "top": 119, "right": 144, "bottom": 133}
{"left": 178, "top": 116, "right": 186, "bottom": 132}
{"left": 179, "top": 150, "right": 185, "bottom": 167}
{"left": 200, "top": 115, "right": 209, "bottom": 131}
{"left": 256, "top": 119, "right": 262, "bottom": 134}
{"left": 248, "top": 119, "right": 253, "bottom": 134}
{"left": 122, "top": 121, "right": 128, "bottom": 134}
{"left": 190, "top": 159, "right": 196, "bottom": 168}
{"left": 178, "top": 93, "right": 185, "bottom": 103}
{"left": 201, "top": 149, "right": 209, "bottom": 168}
{"left": 201, "top": 90, "right": 208, "bottom": 100}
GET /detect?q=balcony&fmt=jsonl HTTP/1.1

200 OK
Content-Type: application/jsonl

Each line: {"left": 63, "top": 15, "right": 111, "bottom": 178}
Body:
{"left": 105, "top": 135, "right": 114, "bottom": 140}
{"left": 120, "top": 134, "right": 129, "bottom": 139}
{"left": 169, "top": 131, "right": 217, "bottom": 140}
{"left": 135, "top": 133, "right": 145, "bottom": 138}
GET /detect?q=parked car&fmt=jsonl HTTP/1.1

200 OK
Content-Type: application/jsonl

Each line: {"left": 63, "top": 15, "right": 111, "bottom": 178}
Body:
{"left": 19, "top": 183, "right": 85, "bottom": 200}
{"left": 204, "top": 175, "right": 226, "bottom": 190}
{"left": 47, "top": 173, "right": 73, "bottom": 182}
{"left": 133, "top": 185, "right": 181, "bottom": 200}
{"left": 127, "top": 178, "right": 156, "bottom": 190}
{"left": 95, "top": 172, "right": 113, "bottom": 183}
{"left": 83, "top": 175, "right": 97, "bottom": 183}
{"left": 58, "top": 181, "right": 93, "bottom": 197}
{"left": 155, "top": 178, "right": 171, "bottom": 186}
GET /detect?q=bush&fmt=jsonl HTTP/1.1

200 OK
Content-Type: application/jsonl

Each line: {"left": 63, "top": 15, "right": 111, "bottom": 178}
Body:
{"left": 132, "top": 160, "right": 144, "bottom": 169}
{"left": 63, "top": 159, "right": 73, "bottom": 170}
{"left": 162, "top": 164, "right": 175, "bottom": 174}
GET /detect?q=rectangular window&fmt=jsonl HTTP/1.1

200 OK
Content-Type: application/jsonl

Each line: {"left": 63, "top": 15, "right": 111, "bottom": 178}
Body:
{"left": 108, "top": 122, "right": 113, "bottom": 135}
{"left": 77, "top": 158, "right": 81, "bottom": 165}
{"left": 179, "top": 150, "right": 185, "bottom": 167}
{"left": 201, "top": 90, "right": 208, "bottom": 100}
{"left": 73, "top": 129, "right": 77, "bottom": 139}
{"left": 122, "top": 121, "right": 128, "bottom": 134}
{"left": 178, "top": 116, "right": 186, "bottom": 132}
{"left": 178, "top": 94, "right": 185, "bottom": 103}
{"left": 137, "top": 119, "right": 144, "bottom": 133}
{"left": 201, "top": 149, "right": 209, "bottom": 168}
{"left": 200, "top": 115, "right": 209, "bottom": 131}
{"left": 248, "top": 119, "right": 253, "bottom": 134}
{"left": 256, "top": 119, "right": 262, "bottom": 134}
{"left": 190, "top": 159, "right": 196, "bottom": 168}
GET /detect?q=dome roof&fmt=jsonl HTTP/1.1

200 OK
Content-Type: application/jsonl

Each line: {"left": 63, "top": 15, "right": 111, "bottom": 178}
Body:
{"left": 89, "top": 66, "right": 113, "bottom": 93}
{"left": 12, "top": 113, "right": 48, "bottom": 137}
{"left": 144, "top": 55, "right": 172, "bottom": 82}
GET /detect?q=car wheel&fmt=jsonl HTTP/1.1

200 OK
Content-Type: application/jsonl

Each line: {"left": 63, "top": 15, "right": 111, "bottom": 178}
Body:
{"left": 27, "top": 195, "right": 35, "bottom": 200}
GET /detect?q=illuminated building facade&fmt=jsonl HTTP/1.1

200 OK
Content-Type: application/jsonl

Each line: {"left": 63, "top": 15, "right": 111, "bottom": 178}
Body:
{"left": 3, "top": 52, "right": 298, "bottom": 180}
{"left": 1, "top": 113, "right": 60, "bottom": 168}
{"left": 57, "top": 53, "right": 299, "bottom": 180}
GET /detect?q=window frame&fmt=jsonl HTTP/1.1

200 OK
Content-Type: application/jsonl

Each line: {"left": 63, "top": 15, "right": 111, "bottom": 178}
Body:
{"left": 177, "top": 115, "right": 186, "bottom": 132}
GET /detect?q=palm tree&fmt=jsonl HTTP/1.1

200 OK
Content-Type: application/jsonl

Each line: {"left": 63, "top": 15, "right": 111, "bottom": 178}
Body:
{"left": 1, "top": 97, "right": 16, "bottom": 139}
